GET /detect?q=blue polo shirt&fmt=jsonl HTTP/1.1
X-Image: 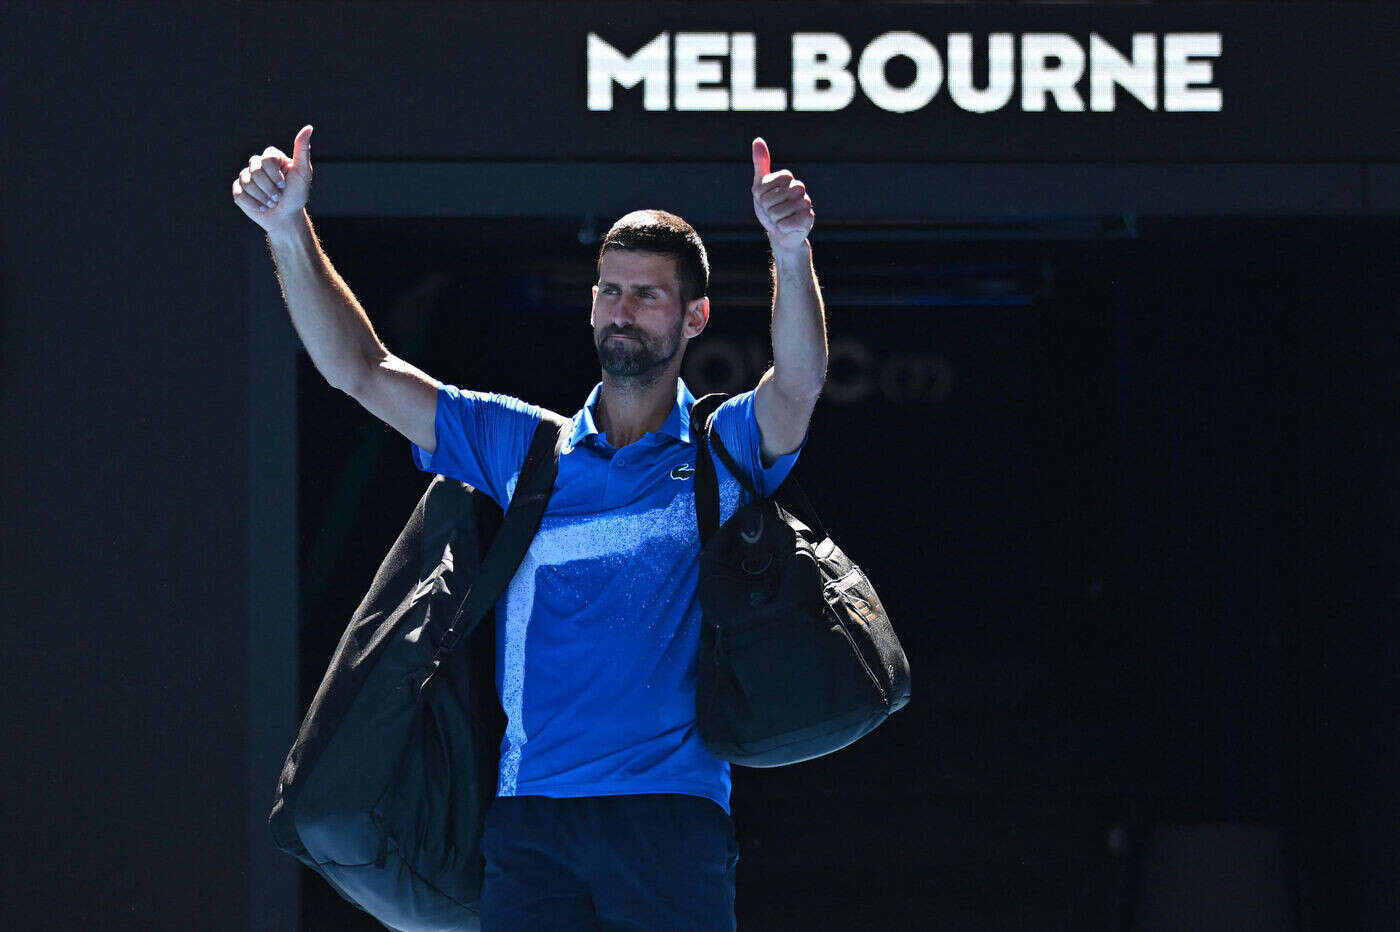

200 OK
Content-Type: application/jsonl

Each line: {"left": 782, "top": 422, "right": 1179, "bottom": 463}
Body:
{"left": 410, "top": 377, "right": 805, "bottom": 815}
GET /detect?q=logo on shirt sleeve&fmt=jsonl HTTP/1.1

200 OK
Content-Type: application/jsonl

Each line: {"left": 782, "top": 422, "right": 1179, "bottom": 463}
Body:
{"left": 669, "top": 464, "right": 695, "bottom": 480}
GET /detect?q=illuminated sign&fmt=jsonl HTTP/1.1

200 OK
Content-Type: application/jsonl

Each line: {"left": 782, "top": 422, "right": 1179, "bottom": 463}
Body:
{"left": 587, "top": 31, "right": 1222, "bottom": 113}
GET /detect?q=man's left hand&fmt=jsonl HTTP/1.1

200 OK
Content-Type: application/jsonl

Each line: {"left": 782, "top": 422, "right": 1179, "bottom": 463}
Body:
{"left": 751, "top": 138, "right": 814, "bottom": 254}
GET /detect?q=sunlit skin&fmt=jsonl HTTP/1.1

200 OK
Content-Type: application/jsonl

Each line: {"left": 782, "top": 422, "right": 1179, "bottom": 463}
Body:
{"left": 230, "top": 126, "right": 824, "bottom": 469}
{"left": 579, "top": 137, "right": 825, "bottom": 456}
{"left": 588, "top": 248, "right": 709, "bottom": 448}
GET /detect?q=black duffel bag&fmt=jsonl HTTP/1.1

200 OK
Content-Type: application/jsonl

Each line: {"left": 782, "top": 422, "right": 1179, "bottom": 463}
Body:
{"left": 690, "top": 393, "right": 911, "bottom": 767}
{"left": 268, "top": 411, "right": 570, "bottom": 931}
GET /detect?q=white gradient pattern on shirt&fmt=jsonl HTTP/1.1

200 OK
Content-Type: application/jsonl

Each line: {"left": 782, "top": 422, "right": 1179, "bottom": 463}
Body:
{"left": 496, "top": 463, "right": 741, "bottom": 796}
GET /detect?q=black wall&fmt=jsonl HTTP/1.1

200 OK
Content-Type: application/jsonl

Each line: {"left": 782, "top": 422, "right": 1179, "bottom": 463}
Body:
{"left": 3, "top": 3, "right": 1398, "bottom": 929}
{"left": 1, "top": 2, "right": 251, "bottom": 928}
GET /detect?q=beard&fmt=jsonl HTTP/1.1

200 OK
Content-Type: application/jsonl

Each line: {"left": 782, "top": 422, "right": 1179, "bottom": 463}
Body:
{"left": 594, "top": 316, "right": 684, "bottom": 383}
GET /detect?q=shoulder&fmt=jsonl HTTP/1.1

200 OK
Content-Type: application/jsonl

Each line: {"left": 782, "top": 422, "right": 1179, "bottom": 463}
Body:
{"left": 708, "top": 389, "right": 758, "bottom": 430}
{"left": 414, "top": 383, "right": 553, "bottom": 506}
{"left": 704, "top": 389, "right": 808, "bottom": 499}
{"left": 439, "top": 384, "right": 544, "bottom": 424}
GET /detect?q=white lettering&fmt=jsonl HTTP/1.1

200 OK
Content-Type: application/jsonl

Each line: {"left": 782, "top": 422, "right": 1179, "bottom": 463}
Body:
{"left": 730, "top": 33, "right": 787, "bottom": 111}
{"left": 1164, "top": 32, "right": 1223, "bottom": 111}
{"left": 858, "top": 31, "right": 944, "bottom": 114}
{"left": 1021, "top": 33, "right": 1086, "bottom": 111}
{"left": 675, "top": 32, "right": 729, "bottom": 110}
{"left": 947, "top": 32, "right": 1015, "bottom": 113}
{"left": 587, "top": 32, "right": 670, "bottom": 111}
{"left": 1090, "top": 33, "right": 1157, "bottom": 111}
{"left": 586, "top": 31, "right": 1223, "bottom": 115}
{"left": 792, "top": 32, "right": 855, "bottom": 111}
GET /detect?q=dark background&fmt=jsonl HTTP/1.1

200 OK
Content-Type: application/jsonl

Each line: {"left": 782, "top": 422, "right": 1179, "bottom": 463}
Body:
{"left": 3, "top": 3, "right": 1398, "bottom": 930}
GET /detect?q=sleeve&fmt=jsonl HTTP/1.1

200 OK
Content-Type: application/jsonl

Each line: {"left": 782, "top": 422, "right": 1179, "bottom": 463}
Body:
{"left": 708, "top": 388, "right": 809, "bottom": 500}
{"left": 409, "top": 383, "right": 544, "bottom": 508}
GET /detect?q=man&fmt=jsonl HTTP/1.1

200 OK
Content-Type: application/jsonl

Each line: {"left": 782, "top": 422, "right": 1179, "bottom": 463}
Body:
{"left": 233, "top": 125, "right": 828, "bottom": 930}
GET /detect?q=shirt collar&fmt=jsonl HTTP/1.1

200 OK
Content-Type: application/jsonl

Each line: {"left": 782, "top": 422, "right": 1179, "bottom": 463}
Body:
{"left": 569, "top": 378, "right": 696, "bottom": 448}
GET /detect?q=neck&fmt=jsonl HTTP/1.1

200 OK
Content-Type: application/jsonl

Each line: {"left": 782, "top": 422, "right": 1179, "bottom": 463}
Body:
{"left": 596, "top": 369, "right": 677, "bottom": 448}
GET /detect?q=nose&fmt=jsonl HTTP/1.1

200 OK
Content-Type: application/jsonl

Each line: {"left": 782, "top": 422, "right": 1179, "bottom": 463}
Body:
{"left": 610, "top": 295, "right": 640, "bottom": 327}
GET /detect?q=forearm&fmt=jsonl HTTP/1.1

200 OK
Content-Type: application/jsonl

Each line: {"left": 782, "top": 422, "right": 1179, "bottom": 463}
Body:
{"left": 266, "top": 208, "right": 386, "bottom": 391}
{"left": 768, "top": 241, "right": 828, "bottom": 399}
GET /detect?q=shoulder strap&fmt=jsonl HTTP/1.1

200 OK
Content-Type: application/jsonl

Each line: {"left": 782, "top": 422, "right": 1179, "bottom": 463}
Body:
{"left": 435, "top": 409, "right": 572, "bottom": 654}
{"left": 690, "top": 393, "right": 827, "bottom": 545}
{"left": 691, "top": 393, "right": 728, "bottom": 546}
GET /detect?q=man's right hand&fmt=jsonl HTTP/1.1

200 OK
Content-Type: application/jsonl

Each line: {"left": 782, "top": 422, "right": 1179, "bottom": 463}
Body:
{"left": 231, "top": 124, "right": 314, "bottom": 233}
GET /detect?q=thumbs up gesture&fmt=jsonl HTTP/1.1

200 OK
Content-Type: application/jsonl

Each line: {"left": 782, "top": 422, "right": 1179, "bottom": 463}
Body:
{"left": 231, "top": 124, "right": 314, "bottom": 233}
{"left": 751, "top": 137, "right": 814, "bottom": 253}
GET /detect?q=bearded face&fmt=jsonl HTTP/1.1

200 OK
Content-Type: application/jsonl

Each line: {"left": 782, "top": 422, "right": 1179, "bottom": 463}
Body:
{"left": 591, "top": 249, "right": 694, "bottom": 383}
{"left": 594, "top": 311, "right": 686, "bottom": 379}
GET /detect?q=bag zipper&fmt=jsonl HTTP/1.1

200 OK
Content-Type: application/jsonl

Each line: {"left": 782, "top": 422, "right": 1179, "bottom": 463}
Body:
{"left": 832, "top": 615, "right": 887, "bottom": 706}
{"left": 824, "top": 573, "right": 888, "bottom": 706}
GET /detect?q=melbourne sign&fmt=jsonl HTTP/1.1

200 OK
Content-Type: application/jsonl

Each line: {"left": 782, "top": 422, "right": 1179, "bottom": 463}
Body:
{"left": 587, "top": 31, "right": 1223, "bottom": 113}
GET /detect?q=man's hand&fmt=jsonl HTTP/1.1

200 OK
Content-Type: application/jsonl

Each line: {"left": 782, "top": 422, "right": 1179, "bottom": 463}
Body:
{"left": 231, "top": 125, "right": 314, "bottom": 234}
{"left": 751, "top": 137, "right": 815, "bottom": 254}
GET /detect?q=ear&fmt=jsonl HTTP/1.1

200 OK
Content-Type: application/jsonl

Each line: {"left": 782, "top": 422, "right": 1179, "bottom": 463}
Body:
{"left": 684, "top": 296, "right": 710, "bottom": 339}
{"left": 590, "top": 284, "right": 598, "bottom": 327}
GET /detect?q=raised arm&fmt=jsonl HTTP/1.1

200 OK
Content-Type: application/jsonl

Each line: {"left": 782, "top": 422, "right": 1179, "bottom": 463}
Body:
{"left": 231, "top": 126, "right": 440, "bottom": 452}
{"left": 749, "top": 138, "right": 828, "bottom": 467}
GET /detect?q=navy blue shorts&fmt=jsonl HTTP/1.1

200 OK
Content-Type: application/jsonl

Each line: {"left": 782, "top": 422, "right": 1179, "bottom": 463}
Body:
{"left": 479, "top": 793, "right": 739, "bottom": 931}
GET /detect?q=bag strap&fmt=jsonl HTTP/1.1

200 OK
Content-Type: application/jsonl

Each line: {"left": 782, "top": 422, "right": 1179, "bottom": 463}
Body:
{"left": 426, "top": 409, "right": 571, "bottom": 662}
{"left": 691, "top": 393, "right": 730, "bottom": 546}
{"left": 690, "top": 392, "right": 828, "bottom": 546}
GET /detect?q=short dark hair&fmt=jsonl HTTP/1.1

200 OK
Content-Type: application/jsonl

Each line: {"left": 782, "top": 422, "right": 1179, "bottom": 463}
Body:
{"left": 596, "top": 209, "right": 709, "bottom": 305}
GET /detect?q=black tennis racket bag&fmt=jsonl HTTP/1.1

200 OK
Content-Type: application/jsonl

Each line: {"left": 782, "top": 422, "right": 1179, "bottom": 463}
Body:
{"left": 268, "top": 411, "right": 569, "bottom": 930}
{"left": 690, "top": 393, "right": 911, "bottom": 768}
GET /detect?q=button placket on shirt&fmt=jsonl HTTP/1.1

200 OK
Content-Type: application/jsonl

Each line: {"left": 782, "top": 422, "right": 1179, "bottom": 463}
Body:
{"left": 603, "top": 442, "right": 633, "bottom": 509}
{"left": 604, "top": 436, "right": 672, "bottom": 509}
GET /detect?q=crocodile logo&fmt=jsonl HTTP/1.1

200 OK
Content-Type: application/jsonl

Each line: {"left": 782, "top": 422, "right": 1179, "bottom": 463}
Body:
{"left": 669, "top": 464, "right": 695, "bottom": 480}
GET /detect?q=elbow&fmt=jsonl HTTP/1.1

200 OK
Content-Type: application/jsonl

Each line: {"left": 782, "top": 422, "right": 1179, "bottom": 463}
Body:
{"left": 326, "top": 366, "right": 362, "bottom": 396}
{"left": 773, "top": 363, "right": 826, "bottom": 404}
{"left": 330, "top": 352, "right": 384, "bottom": 398}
